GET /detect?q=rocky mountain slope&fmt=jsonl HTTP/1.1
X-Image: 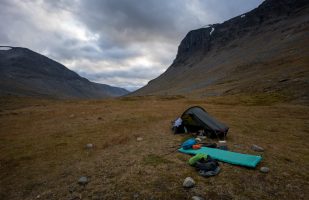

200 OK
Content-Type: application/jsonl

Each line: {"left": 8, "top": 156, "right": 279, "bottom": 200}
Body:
{"left": 133, "top": 0, "right": 309, "bottom": 102}
{"left": 0, "top": 47, "right": 129, "bottom": 98}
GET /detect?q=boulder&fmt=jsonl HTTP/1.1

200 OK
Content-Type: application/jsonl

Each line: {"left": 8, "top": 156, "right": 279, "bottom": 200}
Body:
{"left": 183, "top": 177, "right": 195, "bottom": 188}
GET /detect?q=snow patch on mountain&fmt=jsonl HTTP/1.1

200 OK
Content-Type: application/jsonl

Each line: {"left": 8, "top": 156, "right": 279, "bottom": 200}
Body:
{"left": 210, "top": 27, "right": 215, "bottom": 35}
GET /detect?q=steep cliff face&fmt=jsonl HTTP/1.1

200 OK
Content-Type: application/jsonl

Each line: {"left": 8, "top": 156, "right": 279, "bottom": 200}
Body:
{"left": 133, "top": 0, "right": 309, "bottom": 102}
{"left": 173, "top": 0, "right": 308, "bottom": 65}
{"left": 0, "top": 47, "right": 129, "bottom": 98}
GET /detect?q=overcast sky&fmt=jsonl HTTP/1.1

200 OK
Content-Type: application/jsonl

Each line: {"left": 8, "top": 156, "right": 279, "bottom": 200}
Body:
{"left": 0, "top": 0, "right": 263, "bottom": 91}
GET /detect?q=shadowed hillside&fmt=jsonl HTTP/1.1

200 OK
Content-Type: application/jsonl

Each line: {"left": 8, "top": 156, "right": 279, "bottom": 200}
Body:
{"left": 0, "top": 47, "right": 129, "bottom": 99}
{"left": 133, "top": 0, "right": 309, "bottom": 103}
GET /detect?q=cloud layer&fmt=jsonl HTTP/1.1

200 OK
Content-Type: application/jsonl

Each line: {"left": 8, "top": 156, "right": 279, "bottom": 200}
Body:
{"left": 0, "top": 0, "right": 263, "bottom": 91}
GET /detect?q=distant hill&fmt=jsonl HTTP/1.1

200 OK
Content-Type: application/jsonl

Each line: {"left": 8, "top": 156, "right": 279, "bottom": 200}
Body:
{"left": 0, "top": 47, "right": 129, "bottom": 99}
{"left": 133, "top": 0, "right": 309, "bottom": 102}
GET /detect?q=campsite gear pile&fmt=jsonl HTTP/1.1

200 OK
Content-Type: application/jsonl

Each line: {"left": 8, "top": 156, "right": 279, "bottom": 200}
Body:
{"left": 189, "top": 153, "right": 221, "bottom": 177}
{"left": 172, "top": 106, "right": 229, "bottom": 139}
{"left": 174, "top": 106, "right": 263, "bottom": 177}
{"left": 181, "top": 138, "right": 221, "bottom": 177}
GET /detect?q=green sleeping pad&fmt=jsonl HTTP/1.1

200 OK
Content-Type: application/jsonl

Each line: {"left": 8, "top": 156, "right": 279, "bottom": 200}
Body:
{"left": 179, "top": 147, "right": 262, "bottom": 168}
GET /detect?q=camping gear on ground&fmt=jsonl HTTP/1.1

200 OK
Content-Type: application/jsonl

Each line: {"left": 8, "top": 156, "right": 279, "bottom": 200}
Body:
{"left": 180, "top": 106, "right": 229, "bottom": 139}
{"left": 199, "top": 166, "right": 221, "bottom": 177}
{"left": 192, "top": 144, "right": 202, "bottom": 149}
{"left": 181, "top": 138, "right": 197, "bottom": 150}
{"left": 201, "top": 143, "right": 217, "bottom": 148}
{"left": 179, "top": 147, "right": 262, "bottom": 168}
{"left": 172, "top": 117, "right": 186, "bottom": 134}
{"left": 218, "top": 140, "right": 227, "bottom": 147}
{"left": 189, "top": 153, "right": 207, "bottom": 166}
{"left": 174, "top": 118, "right": 182, "bottom": 127}
{"left": 188, "top": 154, "right": 221, "bottom": 177}
{"left": 196, "top": 158, "right": 219, "bottom": 172}
{"left": 218, "top": 140, "right": 228, "bottom": 150}
{"left": 218, "top": 146, "right": 228, "bottom": 150}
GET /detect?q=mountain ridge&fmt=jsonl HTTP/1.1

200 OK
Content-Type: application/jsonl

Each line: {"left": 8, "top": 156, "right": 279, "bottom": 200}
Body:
{"left": 132, "top": 0, "right": 309, "bottom": 103}
{"left": 0, "top": 46, "right": 129, "bottom": 99}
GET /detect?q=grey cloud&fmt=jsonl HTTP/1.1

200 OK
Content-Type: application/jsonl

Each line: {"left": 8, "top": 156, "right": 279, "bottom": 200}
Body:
{"left": 75, "top": 0, "right": 264, "bottom": 46}
{"left": 0, "top": 0, "right": 263, "bottom": 90}
{"left": 75, "top": 0, "right": 198, "bottom": 46}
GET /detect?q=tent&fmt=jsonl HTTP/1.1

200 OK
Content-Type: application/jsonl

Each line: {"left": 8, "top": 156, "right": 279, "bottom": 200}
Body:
{"left": 180, "top": 106, "right": 229, "bottom": 138}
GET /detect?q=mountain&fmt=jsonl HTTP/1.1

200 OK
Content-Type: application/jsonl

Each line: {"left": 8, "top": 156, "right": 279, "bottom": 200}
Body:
{"left": 0, "top": 47, "right": 129, "bottom": 98}
{"left": 133, "top": 0, "right": 309, "bottom": 102}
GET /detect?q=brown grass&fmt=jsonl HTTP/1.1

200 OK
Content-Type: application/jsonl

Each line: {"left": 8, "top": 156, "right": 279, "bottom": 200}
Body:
{"left": 0, "top": 95, "right": 308, "bottom": 199}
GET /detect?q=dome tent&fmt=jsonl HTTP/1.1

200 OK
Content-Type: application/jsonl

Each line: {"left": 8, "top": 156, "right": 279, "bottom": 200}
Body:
{"left": 181, "top": 106, "right": 229, "bottom": 138}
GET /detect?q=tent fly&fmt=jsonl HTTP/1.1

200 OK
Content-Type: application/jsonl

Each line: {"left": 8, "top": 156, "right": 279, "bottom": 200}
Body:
{"left": 173, "top": 106, "right": 229, "bottom": 139}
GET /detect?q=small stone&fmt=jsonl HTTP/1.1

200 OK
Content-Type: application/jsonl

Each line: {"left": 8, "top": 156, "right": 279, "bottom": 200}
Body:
{"left": 69, "top": 114, "right": 75, "bottom": 118}
{"left": 183, "top": 177, "right": 195, "bottom": 188}
{"left": 192, "top": 196, "right": 204, "bottom": 200}
{"left": 251, "top": 144, "right": 264, "bottom": 152}
{"left": 136, "top": 137, "right": 143, "bottom": 141}
{"left": 97, "top": 117, "right": 102, "bottom": 120}
{"left": 133, "top": 193, "right": 139, "bottom": 198}
{"left": 260, "top": 167, "right": 270, "bottom": 173}
{"left": 78, "top": 176, "right": 88, "bottom": 185}
{"left": 85, "top": 144, "right": 94, "bottom": 149}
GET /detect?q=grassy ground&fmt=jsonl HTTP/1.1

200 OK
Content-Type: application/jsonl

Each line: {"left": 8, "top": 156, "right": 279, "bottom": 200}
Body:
{"left": 0, "top": 95, "right": 308, "bottom": 199}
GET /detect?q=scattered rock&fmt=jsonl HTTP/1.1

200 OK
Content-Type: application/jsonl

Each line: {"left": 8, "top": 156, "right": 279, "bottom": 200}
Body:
{"left": 69, "top": 114, "right": 75, "bottom": 118}
{"left": 251, "top": 144, "right": 264, "bottom": 152}
{"left": 192, "top": 196, "right": 204, "bottom": 200}
{"left": 260, "top": 167, "right": 270, "bottom": 173}
{"left": 136, "top": 137, "right": 143, "bottom": 141}
{"left": 85, "top": 144, "right": 94, "bottom": 149}
{"left": 183, "top": 177, "right": 195, "bottom": 188}
{"left": 97, "top": 117, "right": 102, "bottom": 120}
{"left": 133, "top": 193, "right": 139, "bottom": 198}
{"left": 78, "top": 176, "right": 88, "bottom": 186}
